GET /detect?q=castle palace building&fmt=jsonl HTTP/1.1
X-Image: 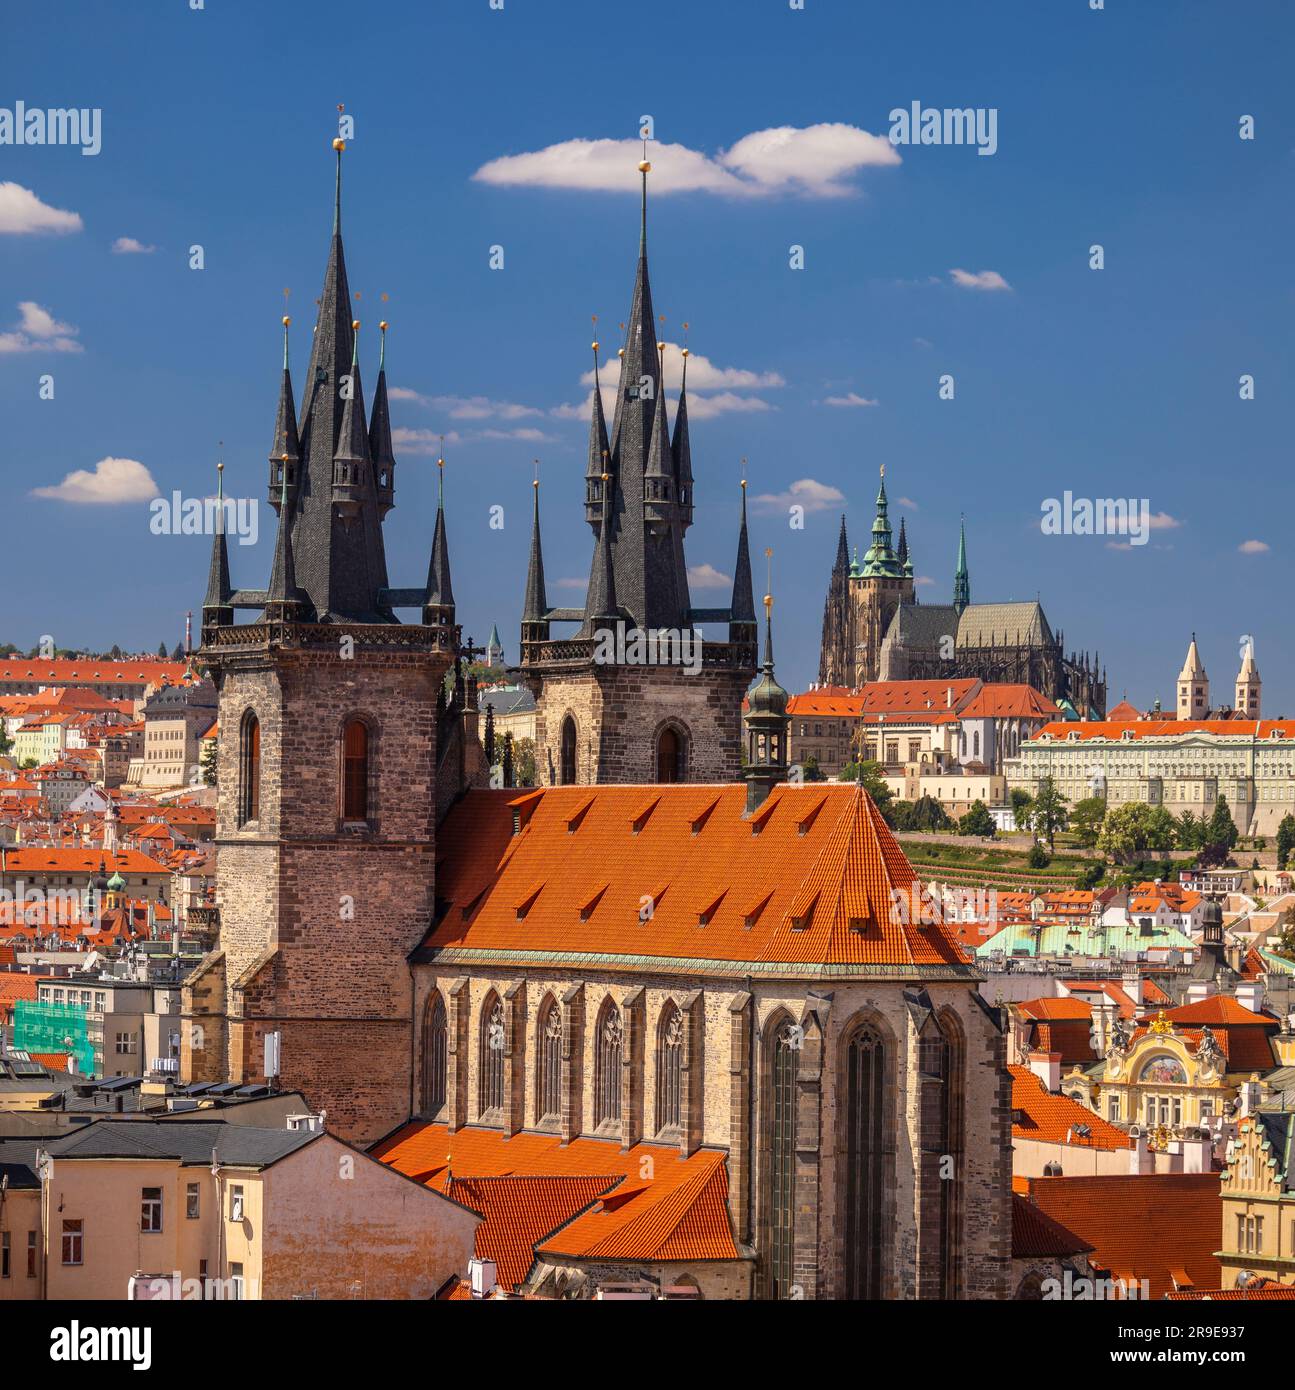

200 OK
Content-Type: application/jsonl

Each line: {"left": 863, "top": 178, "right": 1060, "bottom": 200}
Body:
{"left": 818, "top": 475, "right": 1106, "bottom": 719}
{"left": 516, "top": 159, "right": 758, "bottom": 786}
{"left": 182, "top": 138, "right": 1012, "bottom": 1300}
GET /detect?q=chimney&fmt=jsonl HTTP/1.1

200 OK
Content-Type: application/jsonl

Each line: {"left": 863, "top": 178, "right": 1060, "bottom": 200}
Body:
{"left": 1186, "top": 980, "right": 1211, "bottom": 1005}
{"left": 1234, "top": 982, "right": 1264, "bottom": 1015}
{"left": 1180, "top": 1132, "right": 1212, "bottom": 1174}
{"left": 946, "top": 686, "right": 954, "bottom": 709}
{"left": 1129, "top": 1128, "right": 1154, "bottom": 1175}
{"left": 1121, "top": 968, "right": 1142, "bottom": 1007}
{"left": 468, "top": 1257, "right": 498, "bottom": 1300}
{"left": 1027, "top": 1050, "right": 1061, "bottom": 1093}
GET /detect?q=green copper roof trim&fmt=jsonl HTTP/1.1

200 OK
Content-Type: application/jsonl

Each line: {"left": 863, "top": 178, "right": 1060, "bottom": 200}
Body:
{"left": 415, "top": 944, "right": 983, "bottom": 982}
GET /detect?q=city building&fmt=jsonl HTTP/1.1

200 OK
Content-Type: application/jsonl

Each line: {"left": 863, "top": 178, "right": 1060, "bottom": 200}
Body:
{"left": 1218, "top": 1111, "right": 1295, "bottom": 1288}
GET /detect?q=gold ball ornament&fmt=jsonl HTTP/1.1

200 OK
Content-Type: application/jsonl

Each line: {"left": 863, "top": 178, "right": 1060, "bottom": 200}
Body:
{"left": 638, "top": 159, "right": 651, "bottom": 173}
{"left": 332, "top": 138, "right": 346, "bottom": 152}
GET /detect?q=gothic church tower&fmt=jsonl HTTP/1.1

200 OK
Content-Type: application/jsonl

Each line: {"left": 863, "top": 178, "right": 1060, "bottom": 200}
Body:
{"left": 518, "top": 157, "right": 757, "bottom": 784}
{"left": 183, "top": 139, "right": 483, "bottom": 1144}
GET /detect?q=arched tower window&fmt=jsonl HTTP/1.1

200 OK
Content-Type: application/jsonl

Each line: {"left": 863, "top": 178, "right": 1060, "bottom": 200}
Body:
{"left": 767, "top": 1019, "right": 800, "bottom": 1299}
{"left": 594, "top": 998, "right": 622, "bottom": 1128}
{"left": 656, "top": 725, "right": 686, "bottom": 783}
{"left": 537, "top": 996, "right": 562, "bottom": 1124}
{"left": 421, "top": 993, "right": 447, "bottom": 1117}
{"left": 238, "top": 712, "right": 260, "bottom": 824}
{"left": 342, "top": 718, "right": 369, "bottom": 821}
{"left": 656, "top": 1002, "right": 683, "bottom": 1133}
{"left": 844, "top": 1024, "right": 885, "bottom": 1300}
{"left": 479, "top": 993, "right": 505, "bottom": 1118}
{"left": 559, "top": 716, "right": 577, "bottom": 785}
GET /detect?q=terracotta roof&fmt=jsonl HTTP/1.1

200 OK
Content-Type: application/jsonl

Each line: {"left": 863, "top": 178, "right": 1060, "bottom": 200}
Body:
{"left": 0, "top": 974, "right": 42, "bottom": 1015}
{"left": 1106, "top": 699, "right": 1145, "bottom": 722}
{"left": 787, "top": 692, "right": 864, "bottom": 717}
{"left": 422, "top": 784, "right": 969, "bottom": 974}
{"left": 373, "top": 1123, "right": 740, "bottom": 1268}
{"left": 958, "top": 684, "right": 1056, "bottom": 720}
{"left": 1031, "top": 719, "right": 1295, "bottom": 742}
{"left": 28, "top": 1051, "right": 70, "bottom": 1072}
{"left": 0, "top": 848, "right": 169, "bottom": 874}
{"left": 1022, "top": 1172, "right": 1222, "bottom": 1298}
{"left": 1165, "top": 1282, "right": 1295, "bottom": 1301}
{"left": 0, "top": 660, "right": 185, "bottom": 685}
{"left": 447, "top": 1174, "right": 618, "bottom": 1292}
{"left": 859, "top": 678, "right": 979, "bottom": 714}
{"left": 1011, "top": 1193, "right": 1093, "bottom": 1258}
{"left": 1161, "top": 997, "right": 1275, "bottom": 1028}
{"left": 1017, "top": 998, "right": 1093, "bottom": 1022}
{"left": 1009, "top": 1067, "right": 1128, "bottom": 1149}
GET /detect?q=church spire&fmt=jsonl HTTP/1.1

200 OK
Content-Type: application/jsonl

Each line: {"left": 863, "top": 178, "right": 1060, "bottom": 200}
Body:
{"left": 583, "top": 464, "right": 619, "bottom": 632}
{"left": 862, "top": 465, "right": 903, "bottom": 578}
{"left": 521, "top": 466, "right": 549, "bottom": 648}
{"left": 744, "top": 550, "right": 790, "bottom": 813}
{"left": 953, "top": 515, "right": 971, "bottom": 614}
{"left": 584, "top": 328, "right": 611, "bottom": 528}
{"left": 268, "top": 315, "right": 301, "bottom": 508}
{"left": 423, "top": 454, "right": 455, "bottom": 631}
{"left": 280, "top": 133, "right": 392, "bottom": 623}
{"left": 265, "top": 460, "right": 310, "bottom": 621}
{"left": 369, "top": 319, "right": 396, "bottom": 516}
{"left": 673, "top": 338, "right": 695, "bottom": 531}
{"left": 643, "top": 340, "right": 675, "bottom": 527}
{"left": 202, "top": 456, "right": 233, "bottom": 630}
{"left": 834, "top": 514, "right": 849, "bottom": 573}
{"left": 730, "top": 470, "right": 757, "bottom": 645}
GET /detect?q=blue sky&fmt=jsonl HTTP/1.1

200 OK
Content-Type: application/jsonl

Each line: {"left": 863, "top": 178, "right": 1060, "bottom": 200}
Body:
{"left": 2, "top": 0, "right": 1291, "bottom": 710}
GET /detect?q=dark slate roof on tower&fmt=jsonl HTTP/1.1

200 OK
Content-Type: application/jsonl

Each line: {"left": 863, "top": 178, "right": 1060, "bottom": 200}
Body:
{"left": 203, "top": 464, "right": 232, "bottom": 612}
{"left": 522, "top": 480, "right": 548, "bottom": 623}
{"left": 369, "top": 331, "right": 396, "bottom": 481}
{"left": 266, "top": 469, "right": 310, "bottom": 616}
{"left": 730, "top": 481, "right": 756, "bottom": 627}
{"left": 270, "top": 323, "right": 302, "bottom": 469}
{"left": 672, "top": 351, "right": 694, "bottom": 504}
{"left": 281, "top": 142, "right": 392, "bottom": 623}
{"left": 425, "top": 463, "right": 454, "bottom": 609}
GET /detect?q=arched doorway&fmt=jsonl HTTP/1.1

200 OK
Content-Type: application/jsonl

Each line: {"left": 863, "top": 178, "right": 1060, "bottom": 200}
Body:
{"left": 560, "top": 716, "right": 577, "bottom": 785}
{"left": 656, "top": 725, "right": 685, "bottom": 783}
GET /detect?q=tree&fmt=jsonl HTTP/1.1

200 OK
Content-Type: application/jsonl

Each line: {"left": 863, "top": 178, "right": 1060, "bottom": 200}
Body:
{"left": 1071, "top": 796, "right": 1106, "bottom": 849}
{"left": 0, "top": 722, "right": 12, "bottom": 757}
{"left": 838, "top": 760, "right": 893, "bottom": 815}
{"left": 1207, "top": 795, "right": 1239, "bottom": 852}
{"left": 1176, "top": 810, "right": 1203, "bottom": 850}
{"left": 1076, "top": 860, "right": 1105, "bottom": 889}
{"left": 1145, "top": 805, "right": 1178, "bottom": 852}
{"left": 200, "top": 737, "right": 218, "bottom": 788}
{"left": 1028, "top": 777, "right": 1068, "bottom": 851}
{"left": 1276, "top": 814, "right": 1295, "bottom": 869}
{"left": 1097, "top": 801, "right": 1175, "bottom": 863}
{"left": 905, "top": 794, "right": 952, "bottom": 832}
{"left": 514, "top": 737, "right": 538, "bottom": 788}
{"left": 958, "top": 800, "right": 995, "bottom": 837}
{"left": 110, "top": 643, "right": 122, "bottom": 659}
{"left": 171, "top": 642, "right": 185, "bottom": 661}
{"left": 800, "top": 754, "right": 825, "bottom": 784}
{"left": 1010, "top": 788, "right": 1033, "bottom": 831}
{"left": 1027, "top": 844, "right": 1051, "bottom": 869}
{"left": 157, "top": 641, "right": 168, "bottom": 658}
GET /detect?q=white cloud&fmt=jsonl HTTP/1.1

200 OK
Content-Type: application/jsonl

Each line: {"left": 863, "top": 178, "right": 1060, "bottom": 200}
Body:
{"left": 949, "top": 268, "right": 1012, "bottom": 292}
{"left": 391, "top": 428, "right": 463, "bottom": 454}
{"left": 751, "top": 477, "right": 845, "bottom": 514}
{"left": 686, "top": 391, "right": 775, "bottom": 420}
{"left": 473, "top": 125, "right": 900, "bottom": 200}
{"left": 687, "top": 563, "right": 733, "bottom": 589}
{"left": 0, "top": 182, "right": 82, "bottom": 235}
{"left": 394, "top": 390, "right": 546, "bottom": 421}
{"left": 111, "top": 236, "right": 155, "bottom": 255}
{"left": 31, "top": 457, "right": 158, "bottom": 504}
{"left": 898, "top": 496, "right": 919, "bottom": 510}
{"left": 553, "top": 577, "right": 587, "bottom": 591}
{"left": 1238, "top": 539, "right": 1270, "bottom": 554}
{"left": 914, "top": 575, "right": 935, "bottom": 587}
{"left": 478, "top": 427, "right": 554, "bottom": 442}
{"left": 581, "top": 345, "right": 783, "bottom": 393}
{"left": 821, "top": 392, "right": 879, "bottom": 408}
{"left": 1146, "top": 512, "right": 1182, "bottom": 531}
{"left": 0, "top": 300, "right": 82, "bottom": 354}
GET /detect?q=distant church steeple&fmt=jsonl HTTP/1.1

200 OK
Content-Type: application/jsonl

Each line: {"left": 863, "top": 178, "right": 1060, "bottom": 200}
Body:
{"left": 1235, "top": 638, "right": 1261, "bottom": 719}
{"left": 953, "top": 517, "right": 970, "bottom": 615}
{"left": 1177, "top": 634, "right": 1209, "bottom": 720}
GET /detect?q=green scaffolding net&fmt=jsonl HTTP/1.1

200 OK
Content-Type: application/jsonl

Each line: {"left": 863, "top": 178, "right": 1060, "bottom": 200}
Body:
{"left": 12, "top": 1000, "right": 95, "bottom": 1076}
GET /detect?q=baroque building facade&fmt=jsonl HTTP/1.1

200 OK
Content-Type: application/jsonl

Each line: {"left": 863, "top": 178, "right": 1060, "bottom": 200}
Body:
{"left": 183, "top": 136, "right": 1013, "bottom": 1299}
{"left": 817, "top": 481, "right": 1106, "bottom": 718}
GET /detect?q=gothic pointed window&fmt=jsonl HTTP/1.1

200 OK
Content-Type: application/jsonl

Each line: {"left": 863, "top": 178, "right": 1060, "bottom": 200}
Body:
{"left": 923, "top": 1014, "right": 965, "bottom": 1298}
{"left": 768, "top": 1019, "right": 799, "bottom": 1299}
{"left": 560, "top": 716, "right": 577, "bottom": 785}
{"left": 537, "top": 996, "right": 562, "bottom": 1124}
{"left": 594, "top": 1000, "right": 622, "bottom": 1128}
{"left": 656, "top": 1002, "right": 683, "bottom": 1133}
{"left": 342, "top": 719, "right": 369, "bottom": 821}
{"left": 479, "top": 994, "right": 505, "bottom": 1118}
{"left": 238, "top": 712, "right": 260, "bottom": 824}
{"left": 844, "top": 1024, "right": 885, "bottom": 1300}
{"left": 657, "top": 726, "right": 685, "bottom": 783}
{"left": 421, "top": 993, "right": 447, "bottom": 1117}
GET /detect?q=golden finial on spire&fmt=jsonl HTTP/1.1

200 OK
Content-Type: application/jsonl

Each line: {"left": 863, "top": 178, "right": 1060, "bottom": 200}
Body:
{"left": 379, "top": 319, "right": 388, "bottom": 332}
{"left": 351, "top": 318, "right": 360, "bottom": 331}
{"left": 638, "top": 136, "right": 651, "bottom": 174}
{"left": 880, "top": 462, "right": 885, "bottom": 478}
{"left": 333, "top": 104, "right": 346, "bottom": 152}
{"left": 282, "top": 315, "right": 291, "bottom": 327}
{"left": 681, "top": 321, "right": 690, "bottom": 359}
{"left": 533, "top": 458, "right": 540, "bottom": 488}
{"left": 740, "top": 456, "right": 748, "bottom": 490}
{"left": 591, "top": 313, "right": 599, "bottom": 354}
{"left": 764, "top": 547, "right": 774, "bottom": 611}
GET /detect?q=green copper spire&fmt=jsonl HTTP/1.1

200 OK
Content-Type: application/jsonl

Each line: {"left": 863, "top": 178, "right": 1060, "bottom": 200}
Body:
{"left": 849, "top": 545, "right": 862, "bottom": 580}
{"left": 861, "top": 465, "right": 904, "bottom": 578}
{"left": 953, "top": 515, "right": 971, "bottom": 614}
